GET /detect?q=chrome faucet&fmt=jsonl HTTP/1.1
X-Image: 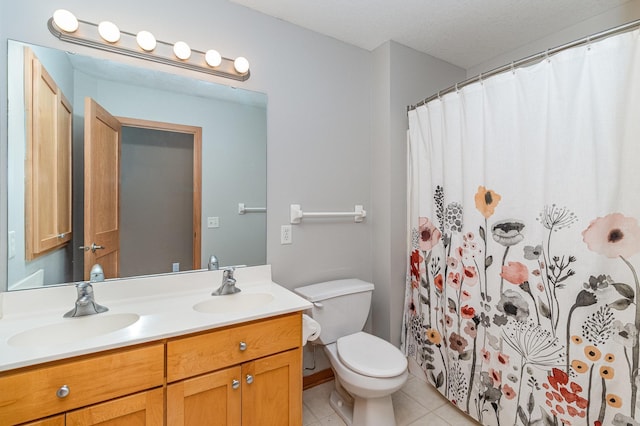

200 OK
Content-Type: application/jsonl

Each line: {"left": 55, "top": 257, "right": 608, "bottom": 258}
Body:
{"left": 212, "top": 267, "right": 241, "bottom": 295}
{"left": 208, "top": 254, "right": 220, "bottom": 271}
{"left": 64, "top": 264, "right": 109, "bottom": 317}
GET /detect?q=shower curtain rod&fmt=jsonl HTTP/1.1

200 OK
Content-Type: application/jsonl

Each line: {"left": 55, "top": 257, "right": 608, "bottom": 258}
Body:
{"left": 407, "top": 18, "right": 640, "bottom": 111}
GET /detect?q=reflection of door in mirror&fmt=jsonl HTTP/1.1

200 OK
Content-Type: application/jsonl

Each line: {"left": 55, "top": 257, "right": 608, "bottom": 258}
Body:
{"left": 24, "top": 47, "right": 72, "bottom": 261}
{"left": 83, "top": 98, "right": 121, "bottom": 280}
{"left": 82, "top": 108, "right": 203, "bottom": 280}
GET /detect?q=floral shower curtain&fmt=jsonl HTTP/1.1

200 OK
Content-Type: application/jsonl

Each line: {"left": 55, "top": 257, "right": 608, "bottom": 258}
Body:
{"left": 403, "top": 29, "right": 640, "bottom": 426}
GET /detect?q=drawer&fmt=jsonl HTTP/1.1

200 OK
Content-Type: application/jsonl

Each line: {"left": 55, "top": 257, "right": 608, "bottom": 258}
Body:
{"left": 167, "top": 313, "right": 301, "bottom": 382}
{"left": 0, "top": 343, "right": 164, "bottom": 425}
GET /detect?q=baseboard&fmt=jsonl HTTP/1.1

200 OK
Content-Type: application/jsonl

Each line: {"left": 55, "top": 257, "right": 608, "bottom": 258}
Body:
{"left": 303, "top": 368, "right": 334, "bottom": 390}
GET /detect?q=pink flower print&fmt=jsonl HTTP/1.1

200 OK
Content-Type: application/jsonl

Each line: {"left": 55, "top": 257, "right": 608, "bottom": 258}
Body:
{"left": 500, "top": 261, "right": 529, "bottom": 285}
{"left": 489, "top": 368, "right": 502, "bottom": 385}
{"left": 418, "top": 217, "right": 442, "bottom": 251}
{"left": 481, "top": 348, "right": 491, "bottom": 362}
{"left": 461, "top": 290, "right": 472, "bottom": 301}
{"left": 496, "top": 352, "right": 510, "bottom": 366}
{"left": 502, "top": 383, "right": 517, "bottom": 400}
{"left": 463, "top": 320, "right": 477, "bottom": 338}
{"left": 462, "top": 266, "right": 479, "bottom": 286}
{"left": 447, "top": 271, "right": 461, "bottom": 289}
{"left": 582, "top": 213, "right": 640, "bottom": 258}
{"left": 447, "top": 256, "right": 459, "bottom": 269}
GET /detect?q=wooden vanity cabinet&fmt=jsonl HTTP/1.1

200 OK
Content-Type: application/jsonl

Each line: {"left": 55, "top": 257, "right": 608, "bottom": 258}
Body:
{"left": 2, "top": 312, "right": 304, "bottom": 426}
{"left": 166, "top": 312, "right": 303, "bottom": 425}
{"left": 0, "top": 344, "right": 164, "bottom": 426}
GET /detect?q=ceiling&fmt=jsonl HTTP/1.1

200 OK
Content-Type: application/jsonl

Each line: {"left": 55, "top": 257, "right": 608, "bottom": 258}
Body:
{"left": 230, "top": 0, "right": 633, "bottom": 69}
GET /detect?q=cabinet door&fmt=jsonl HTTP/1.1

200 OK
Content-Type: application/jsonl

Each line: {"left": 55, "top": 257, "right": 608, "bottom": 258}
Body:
{"left": 242, "top": 349, "right": 302, "bottom": 426}
{"left": 65, "top": 388, "right": 163, "bottom": 426}
{"left": 20, "top": 415, "right": 65, "bottom": 426}
{"left": 167, "top": 366, "right": 242, "bottom": 426}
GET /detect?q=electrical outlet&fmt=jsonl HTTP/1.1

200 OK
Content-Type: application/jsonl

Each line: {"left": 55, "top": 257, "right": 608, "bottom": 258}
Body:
{"left": 281, "top": 225, "right": 292, "bottom": 244}
{"left": 172, "top": 262, "right": 180, "bottom": 272}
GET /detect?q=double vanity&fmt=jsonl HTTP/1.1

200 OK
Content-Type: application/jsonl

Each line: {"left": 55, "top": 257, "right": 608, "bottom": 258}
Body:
{"left": 0, "top": 265, "right": 312, "bottom": 425}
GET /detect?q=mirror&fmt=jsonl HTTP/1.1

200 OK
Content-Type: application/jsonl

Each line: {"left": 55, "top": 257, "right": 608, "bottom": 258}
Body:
{"left": 6, "top": 40, "right": 267, "bottom": 291}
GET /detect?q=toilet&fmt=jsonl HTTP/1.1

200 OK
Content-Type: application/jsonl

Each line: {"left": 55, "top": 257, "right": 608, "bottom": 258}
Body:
{"left": 295, "top": 279, "right": 408, "bottom": 426}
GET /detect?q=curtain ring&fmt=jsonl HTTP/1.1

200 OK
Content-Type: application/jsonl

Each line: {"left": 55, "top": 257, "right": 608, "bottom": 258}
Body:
{"left": 479, "top": 73, "right": 483, "bottom": 85}
{"left": 455, "top": 83, "right": 459, "bottom": 93}
{"left": 510, "top": 61, "right": 515, "bottom": 74}
{"left": 545, "top": 49, "right": 550, "bottom": 62}
{"left": 437, "top": 91, "right": 441, "bottom": 101}
{"left": 587, "top": 36, "right": 592, "bottom": 51}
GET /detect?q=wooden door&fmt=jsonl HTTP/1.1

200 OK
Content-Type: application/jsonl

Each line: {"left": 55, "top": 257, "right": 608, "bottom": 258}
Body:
{"left": 65, "top": 388, "right": 163, "bottom": 425}
{"left": 242, "top": 349, "right": 302, "bottom": 426}
{"left": 84, "top": 98, "right": 121, "bottom": 280}
{"left": 167, "top": 366, "right": 242, "bottom": 426}
{"left": 24, "top": 47, "right": 73, "bottom": 259}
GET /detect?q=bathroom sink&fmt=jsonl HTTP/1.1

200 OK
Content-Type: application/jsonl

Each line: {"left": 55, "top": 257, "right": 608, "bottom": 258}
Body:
{"left": 7, "top": 313, "right": 140, "bottom": 348}
{"left": 193, "top": 292, "right": 274, "bottom": 314}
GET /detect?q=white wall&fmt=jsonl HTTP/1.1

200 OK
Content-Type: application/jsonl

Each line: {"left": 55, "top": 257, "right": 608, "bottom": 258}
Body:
{"left": 468, "top": 1, "right": 640, "bottom": 77}
{"left": 1, "top": 0, "right": 374, "bottom": 296}
{"left": 371, "top": 41, "right": 466, "bottom": 345}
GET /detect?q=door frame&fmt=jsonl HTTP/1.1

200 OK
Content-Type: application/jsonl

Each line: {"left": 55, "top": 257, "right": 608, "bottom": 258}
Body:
{"left": 116, "top": 117, "right": 202, "bottom": 270}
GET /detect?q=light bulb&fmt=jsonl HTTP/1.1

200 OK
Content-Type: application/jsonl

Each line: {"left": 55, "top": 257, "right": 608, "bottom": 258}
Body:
{"left": 173, "top": 41, "right": 191, "bottom": 60}
{"left": 205, "top": 50, "right": 222, "bottom": 67}
{"left": 53, "top": 9, "right": 79, "bottom": 33}
{"left": 136, "top": 31, "right": 156, "bottom": 52}
{"left": 234, "top": 57, "right": 249, "bottom": 74}
{"left": 98, "top": 21, "right": 120, "bottom": 43}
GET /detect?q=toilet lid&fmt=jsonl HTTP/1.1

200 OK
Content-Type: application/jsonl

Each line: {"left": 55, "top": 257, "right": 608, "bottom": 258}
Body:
{"left": 336, "top": 332, "right": 407, "bottom": 378}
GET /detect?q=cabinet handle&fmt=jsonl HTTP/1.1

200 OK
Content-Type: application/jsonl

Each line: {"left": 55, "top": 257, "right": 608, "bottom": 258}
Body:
{"left": 239, "top": 341, "right": 247, "bottom": 351}
{"left": 56, "top": 385, "right": 70, "bottom": 398}
{"left": 232, "top": 379, "right": 240, "bottom": 390}
{"left": 246, "top": 374, "right": 254, "bottom": 385}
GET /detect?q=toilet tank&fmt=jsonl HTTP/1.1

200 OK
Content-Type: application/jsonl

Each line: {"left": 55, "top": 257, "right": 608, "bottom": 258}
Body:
{"left": 295, "top": 279, "right": 374, "bottom": 345}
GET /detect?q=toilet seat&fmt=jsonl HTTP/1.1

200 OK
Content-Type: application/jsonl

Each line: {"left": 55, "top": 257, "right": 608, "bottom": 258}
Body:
{"left": 336, "top": 332, "right": 407, "bottom": 378}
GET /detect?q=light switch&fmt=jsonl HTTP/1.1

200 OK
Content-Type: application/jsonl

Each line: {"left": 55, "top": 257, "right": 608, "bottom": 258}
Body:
{"left": 207, "top": 217, "right": 219, "bottom": 228}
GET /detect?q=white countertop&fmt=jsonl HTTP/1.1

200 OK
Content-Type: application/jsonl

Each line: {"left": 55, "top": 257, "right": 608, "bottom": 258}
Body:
{"left": 0, "top": 265, "right": 312, "bottom": 372}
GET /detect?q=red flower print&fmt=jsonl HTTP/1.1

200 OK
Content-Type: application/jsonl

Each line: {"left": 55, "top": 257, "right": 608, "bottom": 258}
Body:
{"left": 460, "top": 305, "right": 475, "bottom": 319}
{"left": 489, "top": 368, "right": 501, "bottom": 385}
{"left": 544, "top": 368, "right": 588, "bottom": 424}
{"left": 419, "top": 217, "right": 442, "bottom": 251}
{"left": 582, "top": 213, "right": 640, "bottom": 258}
{"left": 461, "top": 290, "right": 472, "bottom": 301}
{"left": 500, "top": 261, "right": 529, "bottom": 285}
{"left": 410, "top": 250, "right": 422, "bottom": 287}
{"left": 434, "top": 274, "right": 443, "bottom": 292}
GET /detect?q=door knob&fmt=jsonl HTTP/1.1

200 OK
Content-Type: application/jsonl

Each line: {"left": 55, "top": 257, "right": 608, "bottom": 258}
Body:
{"left": 239, "top": 341, "right": 247, "bottom": 351}
{"left": 232, "top": 379, "right": 240, "bottom": 390}
{"left": 78, "top": 243, "right": 105, "bottom": 253}
{"left": 246, "top": 374, "right": 254, "bottom": 385}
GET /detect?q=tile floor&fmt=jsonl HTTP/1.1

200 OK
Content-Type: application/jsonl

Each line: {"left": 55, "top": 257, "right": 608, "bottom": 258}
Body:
{"left": 302, "top": 374, "right": 481, "bottom": 426}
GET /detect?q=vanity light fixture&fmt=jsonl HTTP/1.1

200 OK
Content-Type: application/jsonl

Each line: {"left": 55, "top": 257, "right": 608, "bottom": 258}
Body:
{"left": 136, "top": 30, "right": 156, "bottom": 52}
{"left": 98, "top": 21, "right": 120, "bottom": 43}
{"left": 48, "top": 9, "right": 250, "bottom": 81}
{"left": 173, "top": 41, "right": 191, "bottom": 60}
